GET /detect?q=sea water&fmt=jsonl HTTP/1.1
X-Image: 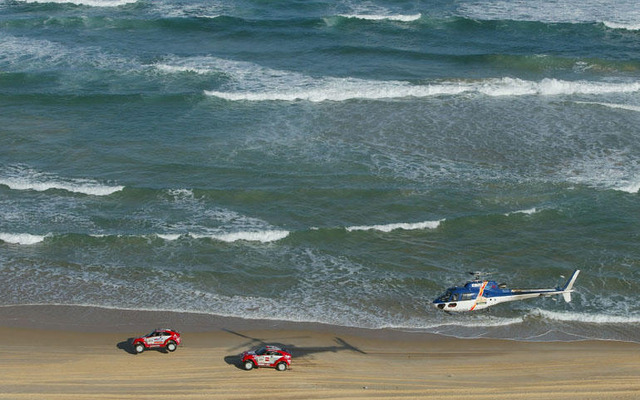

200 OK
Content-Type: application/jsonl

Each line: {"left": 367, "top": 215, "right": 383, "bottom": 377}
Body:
{"left": 1, "top": 0, "right": 640, "bottom": 342}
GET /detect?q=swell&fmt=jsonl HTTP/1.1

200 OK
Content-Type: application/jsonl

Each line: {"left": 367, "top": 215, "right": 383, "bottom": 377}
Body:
{"left": 2, "top": 9, "right": 631, "bottom": 33}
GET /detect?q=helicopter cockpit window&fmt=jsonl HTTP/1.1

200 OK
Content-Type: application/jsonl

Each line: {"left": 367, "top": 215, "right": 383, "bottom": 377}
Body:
{"left": 438, "top": 291, "right": 452, "bottom": 302}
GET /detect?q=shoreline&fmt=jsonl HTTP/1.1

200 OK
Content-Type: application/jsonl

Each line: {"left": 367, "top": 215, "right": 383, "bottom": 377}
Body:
{"left": 1, "top": 304, "right": 640, "bottom": 399}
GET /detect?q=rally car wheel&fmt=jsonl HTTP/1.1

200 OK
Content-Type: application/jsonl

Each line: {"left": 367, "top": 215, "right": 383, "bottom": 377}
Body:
{"left": 244, "top": 361, "right": 254, "bottom": 371}
{"left": 276, "top": 362, "right": 287, "bottom": 371}
{"left": 166, "top": 341, "right": 177, "bottom": 352}
{"left": 134, "top": 343, "right": 145, "bottom": 354}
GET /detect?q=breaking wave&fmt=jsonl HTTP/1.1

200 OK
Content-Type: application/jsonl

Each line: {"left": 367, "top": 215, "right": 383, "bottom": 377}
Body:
{"left": 205, "top": 74, "right": 640, "bottom": 102}
{"left": 0, "top": 233, "right": 47, "bottom": 245}
{"left": 0, "top": 165, "right": 124, "bottom": 196}
{"left": 15, "top": 0, "right": 138, "bottom": 6}
{"left": 0, "top": 165, "right": 123, "bottom": 196}
{"left": 531, "top": 309, "right": 640, "bottom": 324}
{"left": 504, "top": 208, "right": 538, "bottom": 216}
{"left": 0, "top": 230, "right": 289, "bottom": 245}
{"left": 337, "top": 13, "right": 421, "bottom": 22}
{"left": 346, "top": 219, "right": 443, "bottom": 233}
{"left": 457, "top": 0, "right": 640, "bottom": 31}
{"left": 575, "top": 101, "right": 640, "bottom": 113}
{"left": 157, "top": 230, "right": 289, "bottom": 243}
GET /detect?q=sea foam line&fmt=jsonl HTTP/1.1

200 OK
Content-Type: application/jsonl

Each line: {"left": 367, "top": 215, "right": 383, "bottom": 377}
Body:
{"left": 0, "top": 233, "right": 47, "bottom": 245}
{"left": 17, "top": 0, "right": 138, "bottom": 6}
{"left": 603, "top": 21, "right": 640, "bottom": 31}
{"left": 346, "top": 219, "right": 443, "bottom": 233}
{"left": 531, "top": 309, "right": 640, "bottom": 324}
{"left": 504, "top": 208, "right": 538, "bottom": 216}
{"left": 158, "top": 230, "right": 290, "bottom": 243}
{"left": 575, "top": 101, "right": 640, "bottom": 113}
{"left": 205, "top": 77, "right": 640, "bottom": 102}
{"left": 615, "top": 181, "right": 640, "bottom": 194}
{"left": 0, "top": 166, "right": 123, "bottom": 196}
{"left": 338, "top": 13, "right": 422, "bottom": 22}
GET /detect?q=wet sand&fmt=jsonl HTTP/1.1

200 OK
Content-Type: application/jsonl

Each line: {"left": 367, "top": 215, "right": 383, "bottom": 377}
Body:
{"left": 0, "top": 305, "right": 638, "bottom": 399}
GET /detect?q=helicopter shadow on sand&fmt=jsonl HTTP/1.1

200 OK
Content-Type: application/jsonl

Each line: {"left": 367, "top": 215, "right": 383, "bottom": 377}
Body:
{"left": 222, "top": 329, "right": 366, "bottom": 370}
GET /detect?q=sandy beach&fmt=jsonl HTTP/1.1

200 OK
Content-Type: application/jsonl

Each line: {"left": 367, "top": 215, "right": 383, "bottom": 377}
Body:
{"left": 0, "top": 305, "right": 638, "bottom": 399}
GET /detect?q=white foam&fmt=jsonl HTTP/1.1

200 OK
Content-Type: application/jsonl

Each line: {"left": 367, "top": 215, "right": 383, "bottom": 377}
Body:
{"left": 561, "top": 152, "right": 640, "bottom": 194}
{"left": 155, "top": 234, "right": 182, "bottom": 241}
{"left": 458, "top": 0, "right": 640, "bottom": 29}
{"left": 87, "top": 231, "right": 289, "bottom": 243}
{"left": 0, "top": 174, "right": 124, "bottom": 196}
{"left": 205, "top": 72, "right": 640, "bottom": 102}
{"left": 0, "top": 166, "right": 123, "bottom": 196}
{"left": 191, "top": 230, "right": 290, "bottom": 243}
{"left": 575, "top": 101, "right": 640, "bottom": 113}
{"left": 505, "top": 207, "right": 538, "bottom": 216}
{"left": 532, "top": 309, "right": 640, "bottom": 324}
{"left": 154, "top": 63, "right": 213, "bottom": 75}
{"left": 0, "top": 33, "right": 141, "bottom": 79}
{"left": 346, "top": 219, "right": 443, "bottom": 233}
{"left": 151, "top": 1, "right": 223, "bottom": 19}
{"left": 17, "top": 0, "right": 138, "bottom": 6}
{"left": 0, "top": 233, "right": 47, "bottom": 245}
{"left": 603, "top": 21, "right": 640, "bottom": 31}
{"left": 616, "top": 181, "right": 640, "bottom": 194}
{"left": 339, "top": 13, "right": 421, "bottom": 22}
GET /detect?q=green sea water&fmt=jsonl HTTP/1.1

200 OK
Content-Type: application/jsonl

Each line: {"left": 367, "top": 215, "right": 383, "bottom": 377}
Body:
{"left": 1, "top": 0, "right": 640, "bottom": 341}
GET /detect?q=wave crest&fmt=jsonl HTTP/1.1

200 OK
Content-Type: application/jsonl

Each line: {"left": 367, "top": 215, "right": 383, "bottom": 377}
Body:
{"left": 338, "top": 13, "right": 421, "bottom": 22}
{"left": 205, "top": 74, "right": 640, "bottom": 102}
{"left": 346, "top": 219, "right": 443, "bottom": 233}
{"left": 16, "top": 0, "right": 138, "bottom": 6}
{"left": 0, "top": 165, "right": 123, "bottom": 196}
{"left": 0, "top": 233, "right": 47, "bottom": 245}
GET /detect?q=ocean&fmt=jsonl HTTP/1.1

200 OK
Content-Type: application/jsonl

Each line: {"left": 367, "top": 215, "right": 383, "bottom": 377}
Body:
{"left": 1, "top": 0, "right": 640, "bottom": 342}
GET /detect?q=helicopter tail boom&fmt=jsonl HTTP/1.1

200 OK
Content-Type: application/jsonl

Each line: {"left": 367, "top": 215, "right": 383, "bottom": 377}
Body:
{"left": 560, "top": 269, "right": 580, "bottom": 303}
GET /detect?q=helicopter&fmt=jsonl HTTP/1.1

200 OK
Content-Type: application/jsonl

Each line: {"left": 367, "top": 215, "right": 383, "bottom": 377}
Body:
{"left": 433, "top": 269, "right": 580, "bottom": 312}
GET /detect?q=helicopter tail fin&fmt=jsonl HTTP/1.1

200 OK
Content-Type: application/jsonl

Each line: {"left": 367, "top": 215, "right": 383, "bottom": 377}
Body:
{"left": 561, "top": 269, "right": 580, "bottom": 303}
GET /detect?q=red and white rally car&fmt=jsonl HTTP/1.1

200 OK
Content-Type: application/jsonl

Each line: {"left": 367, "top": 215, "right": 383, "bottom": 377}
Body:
{"left": 131, "top": 328, "right": 181, "bottom": 354}
{"left": 241, "top": 345, "right": 292, "bottom": 371}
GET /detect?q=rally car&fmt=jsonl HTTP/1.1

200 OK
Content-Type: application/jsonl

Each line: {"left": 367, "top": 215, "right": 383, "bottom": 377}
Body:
{"left": 241, "top": 345, "right": 292, "bottom": 371}
{"left": 131, "top": 328, "right": 181, "bottom": 354}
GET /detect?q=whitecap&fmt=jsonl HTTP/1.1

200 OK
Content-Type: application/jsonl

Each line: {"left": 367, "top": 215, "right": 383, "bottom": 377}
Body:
{"left": 575, "top": 101, "right": 640, "bottom": 113}
{"left": 531, "top": 309, "right": 640, "bottom": 324}
{"left": 17, "top": 0, "right": 138, "bottom": 6}
{"left": 338, "top": 13, "right": 421, "bottom": 22}
{"left": 458, "top": 0, "right": 640, "bottom": 28}
{"left": 0, "top": 233, "right": 47, "bottom": 245}
{"left": 615, "top": 181, "right": 640, "bottom": 194}
{"left": 205, "top": 70, "right": 640, "bottom": 102}
{"left": 190, "top": 230, "right": 290, "bottom": 243}
{"left": 346, "top": 219, "right": 443, "bottom": 233}
{"left": 0, "top": 165, "right": 123, "bottom": 196}
{"left": 560, "top": 152, "right": 640, "bottom": 194}
{"left": 603, "top": 21, "right": 640, "bottom": 31}
{"left": 505, "top": 208, "right": 538, "bottom": 216}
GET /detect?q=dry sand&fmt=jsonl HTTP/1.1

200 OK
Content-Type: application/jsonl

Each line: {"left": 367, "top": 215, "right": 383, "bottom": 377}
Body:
{"left": 0, "top": 305, "right": 638, "bottom": 399}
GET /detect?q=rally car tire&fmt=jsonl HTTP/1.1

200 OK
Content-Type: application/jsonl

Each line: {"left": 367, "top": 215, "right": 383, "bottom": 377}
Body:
{"left": 134, "top": 343, "right": 145, "bottom": 354}
{"left": 166, "top": 341, "right": 177, "bottom": 352}
{"left": 244, "top": 361, "right": 254, "bottom": 371}
{"left": 276, "top": 362, "right": 287, "bottom": 371}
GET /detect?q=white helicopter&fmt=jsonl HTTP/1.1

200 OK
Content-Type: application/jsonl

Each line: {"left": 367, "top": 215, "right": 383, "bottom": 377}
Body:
{"left": 433, "top": 269, "right": 580, "bottom": 312}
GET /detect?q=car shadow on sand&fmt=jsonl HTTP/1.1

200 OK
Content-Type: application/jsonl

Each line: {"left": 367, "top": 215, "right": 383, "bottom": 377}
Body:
{"left": 223, "top": 329, "right": 366, "bottom": 370}
{"left": 117, "top": 338, "right": 171, "bottom": 355}
{"left": 117, "top": 338, "right": 137, "bottom": 355}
